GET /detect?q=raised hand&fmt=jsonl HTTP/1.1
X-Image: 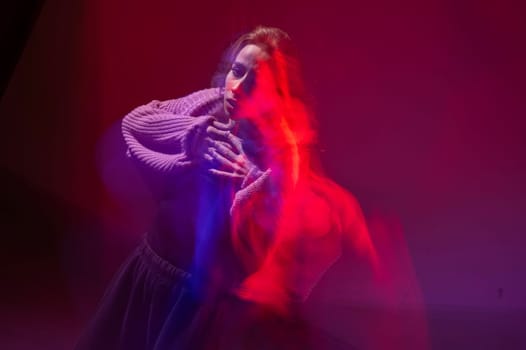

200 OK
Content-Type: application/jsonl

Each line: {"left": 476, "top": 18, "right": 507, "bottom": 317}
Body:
{"left": 204, "top": 120, "right": 259, "bottom": 180}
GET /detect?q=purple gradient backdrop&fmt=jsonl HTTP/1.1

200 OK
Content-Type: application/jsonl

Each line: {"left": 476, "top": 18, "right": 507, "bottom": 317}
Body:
{"left": 1, "top": 0, "right": 525, "bottom": 348}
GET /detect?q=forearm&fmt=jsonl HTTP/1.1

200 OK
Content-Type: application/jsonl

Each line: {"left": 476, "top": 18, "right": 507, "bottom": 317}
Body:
{"left": 123, "top": 100, "right": 213, "bottom": 165}
{"left": 121, "top": 97, "right": 217, "bottom": 199}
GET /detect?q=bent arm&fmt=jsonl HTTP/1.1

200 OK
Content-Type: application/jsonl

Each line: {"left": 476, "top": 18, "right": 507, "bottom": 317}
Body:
{"left": 121, "top": 91, "right": 220, "bottom": 198}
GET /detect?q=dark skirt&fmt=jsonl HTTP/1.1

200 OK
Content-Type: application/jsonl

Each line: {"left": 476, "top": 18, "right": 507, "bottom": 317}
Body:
{"left": 75, "top": 240, "right": 195, "bottom": 350}
{"left": 75, "top": 240, "right": 334, "bottom": 350}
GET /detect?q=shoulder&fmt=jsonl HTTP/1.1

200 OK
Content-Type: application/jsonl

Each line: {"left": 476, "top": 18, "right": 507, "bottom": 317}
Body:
{"left": 291, "top": 176, "right": 342, "bottom": 237}
{"left": 309, "top": 174, "right": 358, "bottom": 211}
{"left": 302, "top": 174, "right": 377, "bottom": 263}
{"left": 302, "top": 174, "right": 364, "bottom": 235}
{"left": 152, "top": 87, "right": 223, "bottom": 116}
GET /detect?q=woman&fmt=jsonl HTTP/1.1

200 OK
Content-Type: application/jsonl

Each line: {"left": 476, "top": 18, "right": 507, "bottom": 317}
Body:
{"left": 77, "top": 26, "right": 377, "bottom": 350}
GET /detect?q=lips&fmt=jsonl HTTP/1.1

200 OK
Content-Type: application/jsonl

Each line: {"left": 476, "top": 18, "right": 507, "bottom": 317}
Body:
{"left": 226, "top": 98, "right": 237, "bottom": 110}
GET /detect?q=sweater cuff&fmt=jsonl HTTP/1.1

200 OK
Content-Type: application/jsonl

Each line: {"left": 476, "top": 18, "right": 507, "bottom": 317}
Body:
{"left": 230, "top": 168, "right": 272, "bottom": 216}
{"left": 180, "top": 115, "right": 215, "bottom": 162}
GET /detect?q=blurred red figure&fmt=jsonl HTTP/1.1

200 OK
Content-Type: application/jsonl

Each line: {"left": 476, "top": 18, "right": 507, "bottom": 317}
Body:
{"left": 226, "top": 45, "right": 379, "bottom": 315}
{"left": 77, "top": 26, "right": 378, "bottom": 350}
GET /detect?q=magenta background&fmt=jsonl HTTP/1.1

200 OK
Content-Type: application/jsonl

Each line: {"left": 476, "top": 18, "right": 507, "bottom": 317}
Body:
{"left": 1, "top": 0, "right": 525, "bottom": 348}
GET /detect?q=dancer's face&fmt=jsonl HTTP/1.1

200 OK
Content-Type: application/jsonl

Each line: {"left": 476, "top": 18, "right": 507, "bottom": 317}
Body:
{"left": 224, "top": 44, "right": 274, "bottom": 119}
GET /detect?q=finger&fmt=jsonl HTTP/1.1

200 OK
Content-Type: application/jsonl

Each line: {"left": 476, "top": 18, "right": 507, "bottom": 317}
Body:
{"left": 206, "top": 125, "right": 232, "bottom": 140}
{"left": 209, "top": 147, "right": 246, "bottom": 174}
{"left": 202, "top": 150, "right": 217, "bottom": 169}
{"left": 203, "top": 152, "right": 214, "bottom": 163}
{"left": 207, "top": 138, "right": 234, "bottom": 152}
{"left": 225, "top": 133, "right": 244, "bottom": 154}
{"left": 206, "top": 125, "right": 246, "bottom": 154}
{"left": 206, "top": 126, "right": 247, "bottom": 159}
{"left": 213, "top": 141, "right": 249, "bottom": 172}
{"left": 208, "top": 168, "right": 245, "bottom": 179}
{"left": 208, "top": 139, "right": 241, "bottom": 163}
{"left": 212, "top": 119, "right": 235, "bottom": 131}
{"left": 209, "top": 147, "right": 238, "bottom": 171}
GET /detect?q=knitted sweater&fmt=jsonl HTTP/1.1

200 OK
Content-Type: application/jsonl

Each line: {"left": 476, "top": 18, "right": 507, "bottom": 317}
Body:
{"left": 121, "top": 88, "right": 273, "bottom": 290}
{"left": 121, "top": 88, "right": 351, "bottom": 312}
{"left": 122, "top": 87, "right": 270, "bottom": 210}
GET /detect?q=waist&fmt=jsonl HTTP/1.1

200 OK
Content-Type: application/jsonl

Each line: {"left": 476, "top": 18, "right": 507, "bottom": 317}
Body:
{"left": 146, "top": 228, "right": 194, "bottom": 271}
{"left": 146, "top": 225, "right": 243, "bottom": 293}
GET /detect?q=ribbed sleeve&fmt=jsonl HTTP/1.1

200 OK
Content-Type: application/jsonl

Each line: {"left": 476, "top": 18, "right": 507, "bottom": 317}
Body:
{"left": 122, "top": 102, "right": 209, "bottom": 172}
{"left": 230, "top": 168, "right": 272, "bottom": 215}
{"left": 122, "top": 88, "right": 223, "bottom": 172}
{"left": 121, "top": 88, "right": 224, "bottom": 198}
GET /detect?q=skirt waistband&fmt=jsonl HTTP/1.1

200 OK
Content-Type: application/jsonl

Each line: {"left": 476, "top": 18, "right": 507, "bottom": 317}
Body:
{"left": 139, "top": 236, "right": 192, "bottom": 280}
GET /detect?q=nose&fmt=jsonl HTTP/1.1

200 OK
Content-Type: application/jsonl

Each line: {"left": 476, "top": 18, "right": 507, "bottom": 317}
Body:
{"left": 231, "top": 77, "right": 245, "bottom": 96}
{"left": 230, "top": 74, "right": 255, "bottom": 97}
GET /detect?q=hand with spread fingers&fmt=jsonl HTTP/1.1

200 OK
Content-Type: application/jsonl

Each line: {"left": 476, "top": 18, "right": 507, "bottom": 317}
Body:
{"left": 204, "top": 120, "right": 259, "bottom": 181}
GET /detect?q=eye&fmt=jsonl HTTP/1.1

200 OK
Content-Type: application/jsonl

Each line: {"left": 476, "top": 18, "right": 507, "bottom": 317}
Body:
{"left": 231, "top": 63, "right": 246, "bottom": 78}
